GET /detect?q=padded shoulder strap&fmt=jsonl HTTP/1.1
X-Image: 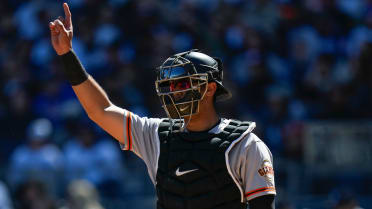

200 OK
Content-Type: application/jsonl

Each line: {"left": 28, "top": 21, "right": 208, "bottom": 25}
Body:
{"left": 158, "top": 119, "right": 183, "bottom": 142}
{"left": 219, "top": 119, "right": 254, "bottom": 142}
{"left": 223, "top": 119, "right": 255, "bottom": 203}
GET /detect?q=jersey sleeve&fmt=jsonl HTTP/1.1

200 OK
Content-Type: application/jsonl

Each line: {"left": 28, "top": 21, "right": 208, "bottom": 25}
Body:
{"left": 229, "top": 133, "right": 276, "bottom": 202}
{"left": 120, "top": 110, "right": 162, "bottom": 184}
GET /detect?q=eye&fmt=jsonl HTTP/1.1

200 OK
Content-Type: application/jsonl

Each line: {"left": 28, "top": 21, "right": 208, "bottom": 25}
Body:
{"left": 170, "top": 78, "right": 191, "bottom": 91}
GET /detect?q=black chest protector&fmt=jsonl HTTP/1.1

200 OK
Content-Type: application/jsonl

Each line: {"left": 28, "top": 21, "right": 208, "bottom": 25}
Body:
{"left": 156, "top": 119, "right": 253, "bottom": 209}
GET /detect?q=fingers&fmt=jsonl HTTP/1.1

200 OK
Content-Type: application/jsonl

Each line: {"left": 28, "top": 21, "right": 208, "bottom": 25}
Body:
{"left": 53, "top": 19, "right": 67, "bottom": 34}
{"left": 49, "top": 21, "right": 58, "bottom": 35}
{"left": 58, "top": 16, "right": 64, "bottom": 23}
{"left": 63, "top": 3, "right": 71, "bottom": 18}
{"left": 49, "top": 21, "right": 55, "bottom": 29}
{"left": 63, "top": 3, "right": 72, "bottom": 29}
{"left": 49, "top": 3, "right": 72, "bottom": 36}
{"left": 57, "top": 16, "right": 65, "bottom": 27}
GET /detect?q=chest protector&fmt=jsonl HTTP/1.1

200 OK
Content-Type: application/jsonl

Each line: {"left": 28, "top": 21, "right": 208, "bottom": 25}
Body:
{"left": 156, "top": 119, "right": 253, "bottom": 209}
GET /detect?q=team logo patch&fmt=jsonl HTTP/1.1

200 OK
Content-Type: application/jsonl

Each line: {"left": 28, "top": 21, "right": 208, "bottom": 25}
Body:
{"left": 258, "top": 160, "right": 274, "bottom": 185}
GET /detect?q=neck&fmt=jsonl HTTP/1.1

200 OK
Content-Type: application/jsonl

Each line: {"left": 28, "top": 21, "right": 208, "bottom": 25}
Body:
{"left": 185, "top": 105, "right": 219, "bottom": 132}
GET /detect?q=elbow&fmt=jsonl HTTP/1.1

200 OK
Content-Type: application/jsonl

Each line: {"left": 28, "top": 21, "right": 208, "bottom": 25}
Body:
{"left": 86, "top": 108, "right": 104, "bottom": 123}
{"left": 85, "top": 103, "right": 115, "bottom": 123}
{"left": 86, "top": 110, "right": 98, "bottom": 122}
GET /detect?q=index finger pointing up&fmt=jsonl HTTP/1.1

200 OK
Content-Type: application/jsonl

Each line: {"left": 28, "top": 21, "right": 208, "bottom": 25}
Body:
{"left": 63, "top": 3, "right": 72, "bottom": 29}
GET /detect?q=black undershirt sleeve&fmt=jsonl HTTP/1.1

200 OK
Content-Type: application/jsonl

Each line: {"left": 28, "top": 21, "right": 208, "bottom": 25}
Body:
{"left": 248, "top": 194, "right": 275, "bottom": 209}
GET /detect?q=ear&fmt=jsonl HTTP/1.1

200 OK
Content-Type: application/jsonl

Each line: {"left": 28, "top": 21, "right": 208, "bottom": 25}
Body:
{"left": 205, "top": 82, "right": 217, "bottom": 97}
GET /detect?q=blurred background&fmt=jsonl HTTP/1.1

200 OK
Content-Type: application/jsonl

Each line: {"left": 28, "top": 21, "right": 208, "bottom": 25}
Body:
{"left": 1, "top": 0, "right": 372, "bottom": 208}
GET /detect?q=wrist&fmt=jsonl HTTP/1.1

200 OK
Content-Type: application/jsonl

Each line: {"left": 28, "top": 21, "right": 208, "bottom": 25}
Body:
{"left": 60, "top": 50, "right": 89, "bottom": 86}
{"left": 57, "top": 48, "right": 72, "bottom": 56}
{"left": 59, "top": 49, "right": 73, "bottom": 57}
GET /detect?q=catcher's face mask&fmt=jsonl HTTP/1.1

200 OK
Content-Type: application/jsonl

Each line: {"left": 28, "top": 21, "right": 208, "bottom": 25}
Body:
{"left": 155, "top": 56, "right": 208, "bottom": 119}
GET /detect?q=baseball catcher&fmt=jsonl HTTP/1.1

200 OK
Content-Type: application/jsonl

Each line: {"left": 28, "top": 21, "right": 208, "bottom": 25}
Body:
{"left": 49, "top": 3, "right": 276, "bottom": 209}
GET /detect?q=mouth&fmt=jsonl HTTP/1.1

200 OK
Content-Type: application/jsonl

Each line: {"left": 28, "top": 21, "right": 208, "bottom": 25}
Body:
{"left": 179, "top": 105, "right": 189, "bottom": 112}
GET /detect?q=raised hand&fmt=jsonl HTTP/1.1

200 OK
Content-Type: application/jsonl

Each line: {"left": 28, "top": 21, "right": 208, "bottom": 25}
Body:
{"left": 49, "top": 3, "right": 73, "bottom": 55}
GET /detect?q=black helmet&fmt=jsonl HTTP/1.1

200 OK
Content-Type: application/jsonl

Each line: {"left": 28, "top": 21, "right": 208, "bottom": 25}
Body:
{"left": 155, "top": 49, "right": 231, "bottom": 119}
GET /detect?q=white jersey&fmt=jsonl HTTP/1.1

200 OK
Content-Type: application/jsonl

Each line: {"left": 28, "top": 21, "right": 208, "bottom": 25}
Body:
{"left": 119, "top": 110, "right": 276, "bottom": 202}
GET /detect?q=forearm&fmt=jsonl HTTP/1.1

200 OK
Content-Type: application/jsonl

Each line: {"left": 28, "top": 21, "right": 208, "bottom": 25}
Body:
{"left": 72, "top": 76, "right": 112, "bottom": 118}
{"left": 50, "top": 4, "right": 125, "bottom": 142}
{"left": 60, "top": 50, "right": 112, "bottom": 118}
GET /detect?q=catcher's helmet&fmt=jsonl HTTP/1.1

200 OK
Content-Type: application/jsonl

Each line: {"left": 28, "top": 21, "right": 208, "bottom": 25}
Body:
{"left": 155, "top": 49, "right": 231, "bottom": 119}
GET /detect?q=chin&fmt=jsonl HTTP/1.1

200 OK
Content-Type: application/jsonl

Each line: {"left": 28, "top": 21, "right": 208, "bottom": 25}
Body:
{"left": 183, "top": 112, "right": 200, "bottom": 121}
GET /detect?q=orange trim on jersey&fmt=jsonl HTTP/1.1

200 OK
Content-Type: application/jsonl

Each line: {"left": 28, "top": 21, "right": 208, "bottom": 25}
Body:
{"left": 126, "top": 112, "right": 132, "bottom": 151}
{"left": 245, "top": 187, "right": 276, "bottom": 198}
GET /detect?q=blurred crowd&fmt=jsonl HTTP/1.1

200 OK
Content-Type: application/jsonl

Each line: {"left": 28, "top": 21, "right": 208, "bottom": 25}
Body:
{"left": 1, "top": 0, "right": 372, "bottom": 208}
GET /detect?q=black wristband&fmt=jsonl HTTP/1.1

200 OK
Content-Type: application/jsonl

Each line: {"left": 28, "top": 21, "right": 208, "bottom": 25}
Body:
{"left": 60, "top": 50, "right": 89, "bottom": 86}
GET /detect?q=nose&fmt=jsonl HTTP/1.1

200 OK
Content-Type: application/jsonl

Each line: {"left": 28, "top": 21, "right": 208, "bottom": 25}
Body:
{"left": 173, "top": 91, "right": 186, "bottom": 101}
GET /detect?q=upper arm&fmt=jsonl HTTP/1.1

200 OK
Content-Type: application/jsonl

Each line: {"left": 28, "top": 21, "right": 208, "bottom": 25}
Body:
{"left": 91, "top": 104, "right": 161, "bottom": 183}
{"left": 248, "top": 194, "right": 275, "bottom": 209}
{"left": 90, "top": 103, "right": 161, "bottom": 157}
{"left": 233, "top": 133, "right": 276, "bottom": 202}
{"left": 120, "top": 111, "right": 161, "bottom": 184}
{"left": 90, "top": 104, "right": 126, "bottom": 144}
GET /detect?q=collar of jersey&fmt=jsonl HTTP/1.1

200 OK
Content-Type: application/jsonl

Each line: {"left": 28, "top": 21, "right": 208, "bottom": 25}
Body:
{"left": 185, "top": 118, "right": 224, "bottom": 134}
